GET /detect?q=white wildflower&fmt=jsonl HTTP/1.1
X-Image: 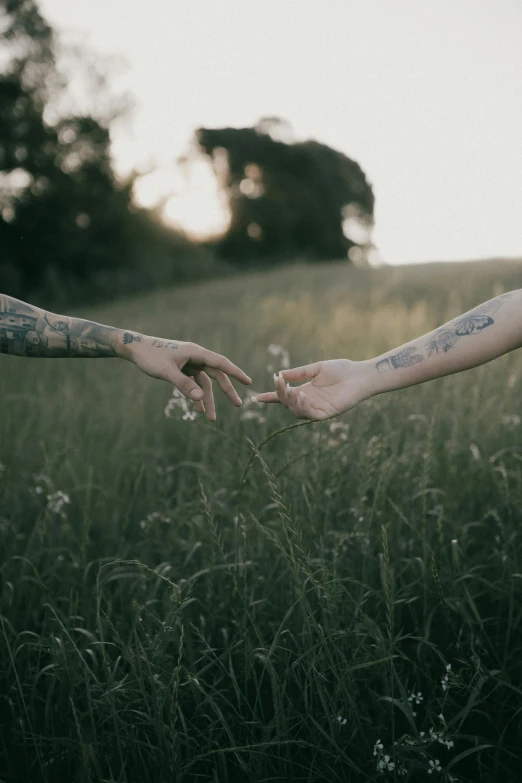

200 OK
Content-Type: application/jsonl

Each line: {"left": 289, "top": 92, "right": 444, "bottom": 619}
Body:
{"left": 164, "top": 387, "right": 197, "bottom": 421}
{"left": 240, "top": 410, "right": 266, "bottom": 423}
{"left": 408, "top": 691, "right": 424, "bottom": 705}
{"left": 373, "top": 739, "right": 384, "bottom": 756}
{"left": 32, "top": 473, "right": 53, "bottom": 496}
{"left": 428, "top": 759, "right": 442, "bottom": 774}
{"left": 46, "top": 490, "right": 70, "bottom": 518}
{"left": 337, "top": 715, "right": 347, "bottom": 725}
{"left": 501, "top": 413, "right": 521, "bottom": 430}
{"left": 139, "top": 511, "right": 171, "bottom": 531}
{"left": 469, "top": 443, "right": 481, "bottom": 461}
{"left": 373, "top": 739, "right": 396, "bottom": 773}
{"left": 407, "top": 691, "right": 422, "bottom": 716}
{"left": 266, "top": 343, "right": 290, "bottom": 372}
{"left": 328, "top": 421, "right": 350, "bottom": 439}
{"left": 378, "top": 755, "right": 395, "bottom": 772}
{"left": 326, "top": 420, "right": 350, "bottom": 448}
{"left": 441, "top": 663, "right": 452, "bottom": 691}
{"left": 240, "top": 394, "right": 266, "bottom": 424}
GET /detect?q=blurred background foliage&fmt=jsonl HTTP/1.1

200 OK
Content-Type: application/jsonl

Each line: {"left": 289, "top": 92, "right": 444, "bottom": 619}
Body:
{"left": 196, "top": 121, "right": 374, "bottom": 266}
{"left": 0, "top": 0, "right": 375, "bottom": 308}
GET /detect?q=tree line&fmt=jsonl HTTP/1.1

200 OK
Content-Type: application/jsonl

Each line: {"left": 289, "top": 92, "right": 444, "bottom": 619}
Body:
{"left": 0, "top": 0, "right": 375, "bottom": 306}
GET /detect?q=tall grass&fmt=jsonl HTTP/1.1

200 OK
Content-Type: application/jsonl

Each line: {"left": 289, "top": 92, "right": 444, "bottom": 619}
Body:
{"left": 1, "top": 259, "right": 522, "bottom": 782}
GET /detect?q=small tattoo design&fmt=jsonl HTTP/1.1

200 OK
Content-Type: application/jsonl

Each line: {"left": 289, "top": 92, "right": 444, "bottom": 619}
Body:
{"left": 44, "top": 312, "right": 70, "bottom": 333}
{"left": 152, "top": 339, "right": 179, "bottom": 350}
{"left": 123, "top": 332, "right": 142, "bottom": 344}
{"left": 426, "top": 329, "right": 459, "bottom": 356}
{"left": 376, "top": 346, "right": 424, "bottom": 372}
{"left": 425, "top": 292, "right": 512, "bottom": 356}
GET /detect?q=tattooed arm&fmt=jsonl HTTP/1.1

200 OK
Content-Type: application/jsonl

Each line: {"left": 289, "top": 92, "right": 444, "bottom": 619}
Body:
{"left": 0, "top": 294, "right": 251, "bottom": 421}
{"left": 254, "top": 290, "right": 522, "bottom": 421}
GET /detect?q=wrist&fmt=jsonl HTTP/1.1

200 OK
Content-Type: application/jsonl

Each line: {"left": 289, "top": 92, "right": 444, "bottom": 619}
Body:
{"left": 358, "top": 358, "right": 385, "bottom": 399}
{"left": 116, "top": 330, "right": 146, "bottom": 361}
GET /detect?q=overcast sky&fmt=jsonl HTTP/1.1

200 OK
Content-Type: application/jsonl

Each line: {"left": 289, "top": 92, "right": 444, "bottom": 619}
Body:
{"left": 39, "top": 0, "right": 522, "bottom": 265}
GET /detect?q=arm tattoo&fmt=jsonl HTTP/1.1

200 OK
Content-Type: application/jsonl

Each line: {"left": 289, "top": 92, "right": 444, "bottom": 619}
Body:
{"left": 376, "top": 346, "right": 424, "bottom": 372}
{"left": 124, "top": 332, "right": 142, "bottom": 344}
{"left": 425, "top": 292, "right": 512, "bottom": 356}
{"left": 151, "top": 339, "right": 179, "bottom": 350}
{"left": 0, "top": 294, "right": 130, "bottom": 358}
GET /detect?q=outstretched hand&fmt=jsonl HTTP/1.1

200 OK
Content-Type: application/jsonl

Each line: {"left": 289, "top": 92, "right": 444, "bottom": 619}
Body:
{"left": 127, "top": 336, "right": 251, "bottom": 421}
{"left": 253, "top": 359, "right": 373, "bottom": 421}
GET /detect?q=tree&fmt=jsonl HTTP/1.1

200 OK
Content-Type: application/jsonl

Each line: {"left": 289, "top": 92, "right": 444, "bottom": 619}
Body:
{"left": 0, "top": 0, "right": 136, "bottom": 298}
{"left": 0, "top": 0, "right": 209, "bottom": 304}
{"left": 195, "top": 119, "right": 375, "bottom": 265}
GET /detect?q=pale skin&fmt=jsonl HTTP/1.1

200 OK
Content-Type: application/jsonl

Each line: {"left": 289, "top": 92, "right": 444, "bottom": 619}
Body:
{"left": 0, "top": 294, "right": 252, "bottom": 422}
{"left": 254, "top": 290, "right": 522, "bottom": 420}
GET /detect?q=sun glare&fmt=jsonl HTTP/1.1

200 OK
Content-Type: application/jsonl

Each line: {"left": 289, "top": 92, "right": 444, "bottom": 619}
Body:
{"left": 163, "top": 188, "right": 230, "bottom": 241}
{"left": 134, "top": 156, "right": 231, "bottom": 241}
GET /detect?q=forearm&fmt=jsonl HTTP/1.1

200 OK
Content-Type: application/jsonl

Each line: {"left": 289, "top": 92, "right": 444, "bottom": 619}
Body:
{"left": 0, "top": 294, "right": 141, "bottom": 359}
{"left": 366, "top": 290, "right": 522, "bottom": 396}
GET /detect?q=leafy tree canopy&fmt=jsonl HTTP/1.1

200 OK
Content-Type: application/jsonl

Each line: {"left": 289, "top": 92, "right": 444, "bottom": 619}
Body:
{"left": 196, "top": 117, "right": 375, "bottom": 265}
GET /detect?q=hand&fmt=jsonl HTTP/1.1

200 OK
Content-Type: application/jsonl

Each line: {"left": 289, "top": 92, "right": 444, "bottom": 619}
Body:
{"left": 126, "top": 336, "right": 252, "bottom": 421}
{"left": 253, "top": 359, "right": 373, "bottom": 421}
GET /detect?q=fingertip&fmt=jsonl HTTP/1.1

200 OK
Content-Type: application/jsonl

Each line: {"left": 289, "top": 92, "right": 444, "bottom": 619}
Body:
{"left": 190, "top": 388, "right": 204, "bottom": 401}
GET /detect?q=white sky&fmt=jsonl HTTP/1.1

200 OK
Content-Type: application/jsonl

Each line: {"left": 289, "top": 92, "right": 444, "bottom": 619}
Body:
{"left": 39, "top": 0, "right": 522, "bottom": 264}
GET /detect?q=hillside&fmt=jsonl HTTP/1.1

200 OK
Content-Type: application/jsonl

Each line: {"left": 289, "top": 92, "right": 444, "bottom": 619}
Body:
{"left": 1, "top": 257, "right": 522, "bottom": 781}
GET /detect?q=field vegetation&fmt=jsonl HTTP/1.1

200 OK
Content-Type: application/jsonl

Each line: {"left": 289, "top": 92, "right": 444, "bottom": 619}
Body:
{"left": 1, "top": 259, "right": 522, "bottom": 782}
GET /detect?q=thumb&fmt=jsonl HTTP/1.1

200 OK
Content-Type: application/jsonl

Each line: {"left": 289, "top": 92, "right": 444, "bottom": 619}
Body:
{"left": 168, "top": 367, "right": 204, "bottom": 401}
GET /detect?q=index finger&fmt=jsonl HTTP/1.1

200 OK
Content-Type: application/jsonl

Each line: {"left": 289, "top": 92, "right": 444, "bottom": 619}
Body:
{"left": 197, "top": 348, "right": 252, "bottom": 386}
{"left": 252, "top": 391, "right": 279, "bottom": 403}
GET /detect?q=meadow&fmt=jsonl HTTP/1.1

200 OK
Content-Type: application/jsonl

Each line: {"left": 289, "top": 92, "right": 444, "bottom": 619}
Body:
{"left": 1, "top": 258, "right": 522, "bottom": 782}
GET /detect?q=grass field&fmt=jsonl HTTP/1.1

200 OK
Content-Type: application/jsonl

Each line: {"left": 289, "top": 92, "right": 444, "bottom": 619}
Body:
{"left": 1, "top": 258, "right": 522, "bottom": 782}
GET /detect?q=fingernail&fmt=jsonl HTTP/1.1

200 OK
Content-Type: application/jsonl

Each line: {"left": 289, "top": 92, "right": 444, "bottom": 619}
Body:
{"left": 190, "top": 389, "right": 203, "bottom": 400}
{"left": 251, "top": 396, "right": 258, "bottom": 402}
